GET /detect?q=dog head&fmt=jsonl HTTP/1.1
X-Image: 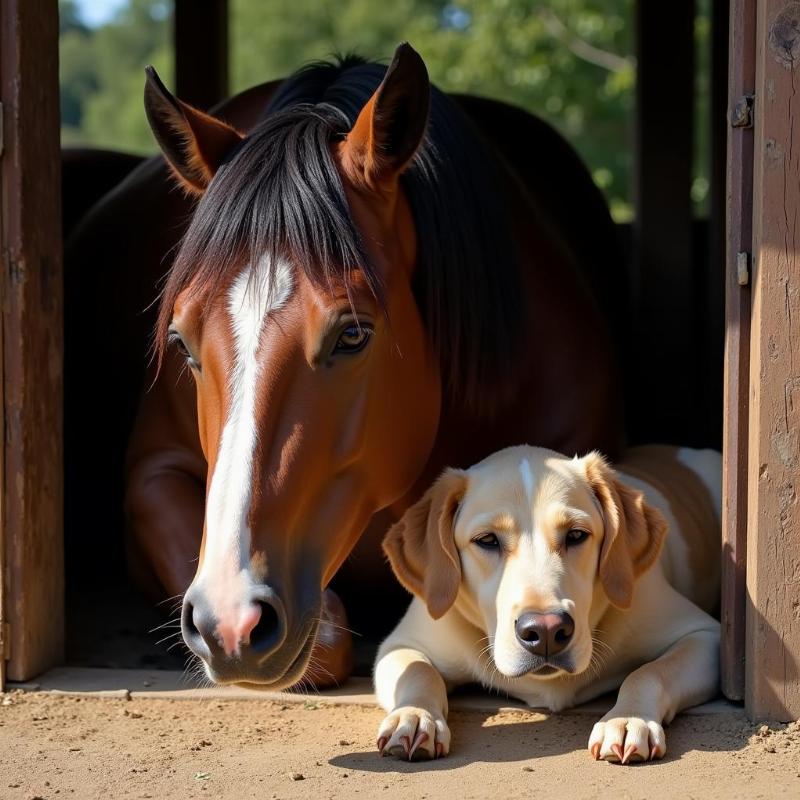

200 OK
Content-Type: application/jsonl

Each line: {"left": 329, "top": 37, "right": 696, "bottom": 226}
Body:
{"left": 383, "top": 446, "right": 667, "bottom": 680}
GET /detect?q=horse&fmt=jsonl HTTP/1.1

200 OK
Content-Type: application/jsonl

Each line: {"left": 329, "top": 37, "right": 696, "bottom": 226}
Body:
{"left": 73, "top": 43, "right": 626, "bottom": 687}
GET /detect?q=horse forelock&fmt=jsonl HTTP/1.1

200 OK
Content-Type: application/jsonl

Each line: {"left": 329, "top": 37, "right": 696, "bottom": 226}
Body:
{"left": 156, "top": 54, "right": 524, "bottom": 414}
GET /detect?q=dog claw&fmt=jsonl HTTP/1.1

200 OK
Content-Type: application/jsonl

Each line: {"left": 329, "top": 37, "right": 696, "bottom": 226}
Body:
{"left": 621, "top": 744, "right": 639, "bottom": 765}
{"left": 590, "top": 743, "right": 601, "bottom": 760}
{"left": 610, "top": 743, "right": 624, "bottom": 762}
{"left": 408, "top": 731, "right": 429, "bottom": 760}
{"left": 400, "top": 736, "right": 411, "bottom": 756}
{"left": 377, "top": 737, "right": 387, "bottom": 755}
{"left": 435, "top": 742, "right": 445, "bottom": 758}
{"left": 650, "top": 744, "right": 662, "bottom": 760}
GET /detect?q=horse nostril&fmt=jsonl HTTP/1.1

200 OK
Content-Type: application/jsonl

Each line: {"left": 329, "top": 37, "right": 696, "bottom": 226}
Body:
{"left": 248, "top": 600, "right": 281, "bottom": 653}
{"left": 182, "top": 600, "right": 197, "bottom": 636}
{"left": 181, "top": 598, "right": 212, "bottom": 658}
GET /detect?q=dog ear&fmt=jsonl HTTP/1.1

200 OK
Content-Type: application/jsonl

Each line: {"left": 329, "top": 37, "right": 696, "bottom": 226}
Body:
{"left": 583, "top": 452, "right": 668, "bottom": 609}
{"left": 144, "top": 66, "right": 243, "bottom": 196}
{"left": 383, "top": 469, "right": 467, "bottom": 619}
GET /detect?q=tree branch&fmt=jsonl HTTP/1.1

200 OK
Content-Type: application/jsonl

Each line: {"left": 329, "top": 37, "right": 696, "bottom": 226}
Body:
{"left": 539, "top": 10, "right": 634, "bottom": 73}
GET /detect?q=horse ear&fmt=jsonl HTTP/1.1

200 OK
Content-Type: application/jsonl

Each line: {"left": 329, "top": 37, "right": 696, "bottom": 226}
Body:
{"left": 340, "top": 42, "right": 430, "bottom": 190}
{"left": 144, "top": 66, "right": 243, "bottom": 196}
{"left": 583, "top": 452, "right": 668, "bottom": 609}
{"left": 382, "top": 470, "right": 466, "bottom": 619}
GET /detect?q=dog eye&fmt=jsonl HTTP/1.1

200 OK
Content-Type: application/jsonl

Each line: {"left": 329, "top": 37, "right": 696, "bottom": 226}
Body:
{"left": 474, "top": 532, "right": 500, "bottom": 550}
{"left": 565, "top": 529, "right": 589, "bottom": 547}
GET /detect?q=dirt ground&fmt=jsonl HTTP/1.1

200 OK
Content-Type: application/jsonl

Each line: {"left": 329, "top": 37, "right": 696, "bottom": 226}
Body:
{"left": 1, "top": 690, "right": 799, "bottom": 800}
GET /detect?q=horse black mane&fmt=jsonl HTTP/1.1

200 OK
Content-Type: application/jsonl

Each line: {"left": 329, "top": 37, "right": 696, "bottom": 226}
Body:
{"left": 160, "top": 54, "right": 522, "bottom": 412}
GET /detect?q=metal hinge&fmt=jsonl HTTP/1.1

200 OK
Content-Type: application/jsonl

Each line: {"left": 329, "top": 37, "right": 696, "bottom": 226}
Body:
{"left": 0, "top": 621, "right": 9, "bottom": 660}
{"left": 737, "top": 251, "right": 750, "bottom": 286}
{"left": 731, "top": 94, "right": 754, "bottom": 129}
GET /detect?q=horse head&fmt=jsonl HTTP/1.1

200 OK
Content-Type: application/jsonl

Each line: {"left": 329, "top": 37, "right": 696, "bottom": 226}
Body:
{"left": 145, "top": 45, "right": 450, "bottom": 686}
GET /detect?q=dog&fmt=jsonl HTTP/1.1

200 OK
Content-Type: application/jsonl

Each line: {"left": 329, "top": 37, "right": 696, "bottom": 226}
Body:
{"left": 374, "top": 445, "right": 721, "bottom": 763}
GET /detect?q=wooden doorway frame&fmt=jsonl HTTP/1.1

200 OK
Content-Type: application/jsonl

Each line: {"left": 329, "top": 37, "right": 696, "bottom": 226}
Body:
{"left": 0, "top": 0, "right": 65, "bottom": 688}
{"left": 742, "top": 0, "right": 800, "bottom": 721}
{"left": 2, "top": 1, "right": 799, "bottom": 722}
{"left": 721, "top": 0, "right": 800, "bottom": 722}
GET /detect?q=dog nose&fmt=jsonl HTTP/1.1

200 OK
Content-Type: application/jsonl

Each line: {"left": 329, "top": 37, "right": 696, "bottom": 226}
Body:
{"left": 182, "top": 586, "right": 285, "bottom": 664}
{"left": 515, "top": 611, "right": 575, "bottom": 657}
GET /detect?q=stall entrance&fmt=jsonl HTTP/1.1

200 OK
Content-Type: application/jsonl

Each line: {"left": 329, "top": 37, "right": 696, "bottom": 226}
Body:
{"left": 1, "top": 0, "right": 799, "bottom": 722}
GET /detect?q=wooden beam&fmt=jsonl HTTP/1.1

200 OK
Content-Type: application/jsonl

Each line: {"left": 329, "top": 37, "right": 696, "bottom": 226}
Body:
{"left": 174, "top": 0, "right": 229, "bottom": 110}
{"left": 745, "top": 0, "right": 800, "bottom": 722}
{"left": 0, "top": 0, "right": 64, "bottom": 682}
{"left": 721, "top": 0, "right": 755, "bottom": 703}
{"left": 631, "top": 0, "right": 697, "bottom": 444}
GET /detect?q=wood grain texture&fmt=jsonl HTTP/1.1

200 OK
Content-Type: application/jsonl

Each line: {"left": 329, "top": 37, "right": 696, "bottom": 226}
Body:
{"left": 746, "top": 0, "right": 800, "bottom": 721}
{"left": 721, "top": 0, "right": 756, "bottom": 703}
{"left": 0, "top": 0, "right": 64, "bottom": 681}
{"left": 174, "top": 0, "right": 229, "bottom": 110}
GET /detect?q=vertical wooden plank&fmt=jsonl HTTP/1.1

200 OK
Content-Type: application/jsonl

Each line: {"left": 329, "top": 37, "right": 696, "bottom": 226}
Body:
{"left": 0, "top": 0, "right": 64, "bottom": 681}
{"left": 721, "top": 0, "right": 756, "bottom": 702}
{"left": 174, "top": 0, "right": 229, "bottom": 110}
{"left": 746, "top": 0, "right": 800, "bottom": 722}
{"left": 632, "top": 0, "right": 697, "bottom": 444}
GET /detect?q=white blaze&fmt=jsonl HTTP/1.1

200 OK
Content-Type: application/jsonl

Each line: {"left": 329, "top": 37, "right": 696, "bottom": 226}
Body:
{"left": 197, "top": 255, "right": 294, "bottom": 618}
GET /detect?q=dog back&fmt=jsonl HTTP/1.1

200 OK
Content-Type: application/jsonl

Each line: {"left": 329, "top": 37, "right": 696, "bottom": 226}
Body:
{"left": 617, "top": 445, "right": 721, "bottom": 615}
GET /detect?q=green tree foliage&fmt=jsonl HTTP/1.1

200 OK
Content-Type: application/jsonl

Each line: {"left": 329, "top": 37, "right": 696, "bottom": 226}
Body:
{"left": 60, "top": 0, "right": 172, "bottom": 151}
{"left": 60, "top": 0, "right": 709, "bottom": 219}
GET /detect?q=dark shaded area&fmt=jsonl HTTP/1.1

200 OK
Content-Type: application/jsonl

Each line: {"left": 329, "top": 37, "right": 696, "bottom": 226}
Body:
{"left": 61, "top": 148, "right": 145, "bottom": 235}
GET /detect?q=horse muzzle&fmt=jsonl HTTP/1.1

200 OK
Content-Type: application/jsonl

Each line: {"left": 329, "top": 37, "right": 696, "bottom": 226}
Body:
{"left": 181, "top": 584, "right": 317, "bottom": 686}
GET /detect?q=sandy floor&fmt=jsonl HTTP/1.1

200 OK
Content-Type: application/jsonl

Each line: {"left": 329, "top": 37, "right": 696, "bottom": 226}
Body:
{"left": 1, "top": 690, "right": 799, "bottom": 800}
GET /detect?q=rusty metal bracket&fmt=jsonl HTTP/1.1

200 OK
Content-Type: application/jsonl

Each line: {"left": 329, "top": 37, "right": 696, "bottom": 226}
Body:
{"left": 731, "top": 94, "right": 755, "bottom": 129}
{"left": 737, "top": 252, "right": 751, "bottom": 286}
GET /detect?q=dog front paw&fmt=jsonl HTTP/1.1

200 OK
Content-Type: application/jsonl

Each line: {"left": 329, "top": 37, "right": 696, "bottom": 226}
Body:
{"left": 588, "top": 715, "right": 666, "bottom": 764}
{"left": 376, "top": 706, "right": 450, "bottom": 761}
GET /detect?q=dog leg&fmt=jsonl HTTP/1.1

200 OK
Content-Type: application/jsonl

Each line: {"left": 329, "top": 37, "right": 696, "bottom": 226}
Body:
{"left": 374, "top": 648, "right": 451, "bottom": 760}
{"left": 588, "top": 626, "right": 719, "bottom": 764}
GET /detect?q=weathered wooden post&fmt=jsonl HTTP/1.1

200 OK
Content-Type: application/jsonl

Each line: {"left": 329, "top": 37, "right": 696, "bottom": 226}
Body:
{"left": 722, "top": 0, "right": 756, "bottom": 704}
{"left": 0, "top": 0, "right": 64, "bottom": 687}
{"left": 174, "top": 0, "right": 229, "bottom": 110}
{"left": 745, "top": 0, "right": 800, "bottom": 721}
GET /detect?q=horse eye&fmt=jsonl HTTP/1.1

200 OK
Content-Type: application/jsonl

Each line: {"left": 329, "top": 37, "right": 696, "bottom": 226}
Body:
{"left": 474, "top": 532, "right": 500, "bottom": 550}
{"left": 334, "top": 324, "right": 372, "bottom": 354}
{"left": 169, "top": 331, "right": 200, "bottom": 370}
{"left": 565, "top": 529, "right": 589, "bottom": 547}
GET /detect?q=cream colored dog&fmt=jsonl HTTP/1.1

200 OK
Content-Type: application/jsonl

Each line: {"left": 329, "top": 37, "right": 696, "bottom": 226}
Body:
{"left": 374, "top": 445, "right": 720, "bottom": 764}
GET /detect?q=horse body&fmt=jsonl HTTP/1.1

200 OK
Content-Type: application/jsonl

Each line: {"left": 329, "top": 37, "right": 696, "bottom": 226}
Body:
{"left": 68, "top": 46, "right": 625, "bottom": 687}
